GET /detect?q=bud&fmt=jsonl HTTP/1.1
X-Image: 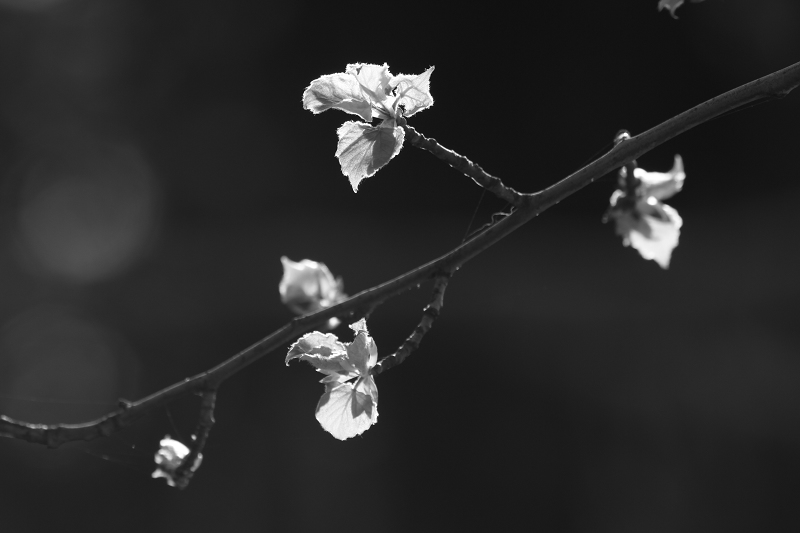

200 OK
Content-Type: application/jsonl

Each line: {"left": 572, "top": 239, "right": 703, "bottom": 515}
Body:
{"left": 152, "top": 436, "right": 203, "bottom": 488}
{"left": 279, "top": 257, "right": 344, "bottom": 315}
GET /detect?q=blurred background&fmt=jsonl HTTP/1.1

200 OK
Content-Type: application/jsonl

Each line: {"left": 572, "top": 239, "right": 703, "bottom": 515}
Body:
{"left": 0, "top": 0, "right": 799, "bottom": 531}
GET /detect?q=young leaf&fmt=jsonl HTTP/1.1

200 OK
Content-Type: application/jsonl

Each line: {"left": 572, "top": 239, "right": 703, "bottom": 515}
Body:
{"left": 303, "top": 63, "right": 436, "bottom": 191}
{"left": 335, "top": 121, "right": 405, "bottom": 192}
{"left": 287, "top": 332, "right": 349, "bottom": 377}
{"left": 611, "top": 199, "right": 683, "bottom": 268}
{"left": 303, "top": 74, "right": 372, "bottom": 122}
{"left": 346, "top": 63, "right": 393, "bottom": 108}
{"left": 628, "top": 204, "right": 683, "bottom": 269}
{"left": 607, "top": 155, "right": 686, "bottom": 269}
{"left": 347, "top": 331, "right": 377, "bottom": 376}
{"left": 315, "top": 378, "right": 378, "bottom": 440}
{"left": 634, "top": 154, "right": 685, "bottom": 201}
{"left": 287, "top": 319, "right": 380, "bottom": 440}
{"left": 391, "top": 66, "right": 435, "bottom": 117}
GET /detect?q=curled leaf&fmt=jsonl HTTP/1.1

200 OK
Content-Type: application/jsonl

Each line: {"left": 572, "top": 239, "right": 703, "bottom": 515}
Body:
{"left": 634, "top": 154, "right": 685, "bottom": 201}
{"left": 391, "top": 66, "right": 435, "bottom": 117}
{"left": 303, "top": 74, "right": 372, "bottom": 122}
{"left": 346, "top": 63, "right": 394, "bottom": 111}
{"left": 286, "top": 331, "right": 347, "bottom": 365}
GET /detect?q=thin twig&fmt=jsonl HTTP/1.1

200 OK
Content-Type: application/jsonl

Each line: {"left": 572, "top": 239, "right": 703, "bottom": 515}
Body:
{"left": 173, "top": 388, "right": 217, "bottom": 489}
{"left": 373, "top": 274, "right": 450, "bottom": 376}
{"left": 399, "top": 118, "right": 525, "bottom": 206}
{"left": 1, "top": 59, "right": 799, "bottom": 448}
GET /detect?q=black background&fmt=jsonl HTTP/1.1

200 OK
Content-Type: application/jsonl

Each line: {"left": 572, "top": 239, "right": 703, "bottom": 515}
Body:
{"left": 1, "top": 0, "right": 800, "bottom": 531}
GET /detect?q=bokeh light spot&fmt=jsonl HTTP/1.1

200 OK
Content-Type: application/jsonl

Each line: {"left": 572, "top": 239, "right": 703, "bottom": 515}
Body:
{"left": 16, "top": 142, "right": 160, "bottom": 283}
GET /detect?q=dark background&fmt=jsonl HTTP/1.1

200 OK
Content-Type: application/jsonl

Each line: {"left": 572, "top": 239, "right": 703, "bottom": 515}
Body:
{"left": 0, "top": 0, "right": 799, "bottom": 531}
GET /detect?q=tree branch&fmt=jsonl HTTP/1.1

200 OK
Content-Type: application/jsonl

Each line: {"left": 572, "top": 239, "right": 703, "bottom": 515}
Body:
{"left": 400, "top": 118, "right": 525, "bottom": 206}
{"left": 2, "top": 59, "right": 798, "bottom": 448}
{"left": 172, "top": 388, "right": 217, "bottom": 488}
{"left": 373, "top": 273, "right": 450, "bottom": 375}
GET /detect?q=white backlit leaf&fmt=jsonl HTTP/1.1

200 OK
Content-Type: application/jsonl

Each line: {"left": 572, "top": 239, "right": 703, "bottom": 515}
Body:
{"left": 346, "top": 63, "right": 393, "bottom": 106}
{"left": 335, "top": 121, "right": 405, "bottom": 192}
{"left": 634, "top": 154, "right": 685, "bottom": 201}
{"left": 303, "top": 74, "right": 372, "bottom": 122}
{"left": 346, "top": 331, "right": 377, "bottom": 376}
{"left": 620, "top": 203, "right": 683, "bottom": 269}
{"left": 391, "top": 66, "right": 434, "bottom": 117}
{"left": 286, "top": 332, "right": 346, "bottom": 364}
{"left": 315, "top": 379, "right": 378, "bottom": 440}
{"left": 349, "top": 318, "right": 368, "bottom": 334}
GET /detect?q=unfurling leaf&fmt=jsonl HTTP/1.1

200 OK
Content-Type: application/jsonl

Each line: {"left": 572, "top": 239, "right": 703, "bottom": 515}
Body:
{"left": 303, "top": 63, "right": 433, "bottom": 191}
{"left": 336, "top": 121, "right": 405, "bottom": 192}
{"left": 607, "top": 155, "right": 686, "bottom": 269}
{"left": 287, "top": 320, "right": 379, "bottom": 440}
{"left": 286, "top": 331, "right": 347, "bottom": 366}
{"left": 391, "top": 66, "right": 434, "bottom": 117}
{"left": 633, "top": 154, "right": 685, "bottom": 200}
{"left": 346, "top": 63, "right": 394, "bottom": 114}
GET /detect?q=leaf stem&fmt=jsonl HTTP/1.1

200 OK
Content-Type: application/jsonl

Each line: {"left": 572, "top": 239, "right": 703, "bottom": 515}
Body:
{"left": 399, "top": 117, "right": 525, "bottom": 206}
{"left": 372, "top": 273, "right": 450, "bottom": 375}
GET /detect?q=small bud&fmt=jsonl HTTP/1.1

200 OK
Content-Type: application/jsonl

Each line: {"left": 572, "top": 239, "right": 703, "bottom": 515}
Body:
{"left": 152, "top": 436, "right": 203, "bottom": 488}
{"left": 279, "top": 257, "right": 345, "bottom": 316}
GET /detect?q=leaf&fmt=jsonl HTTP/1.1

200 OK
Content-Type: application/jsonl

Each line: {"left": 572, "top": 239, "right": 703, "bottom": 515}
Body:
{"left": 335, "top": 121, "right": 405, "bottom": 192}
{"left": 391, "top": 66, "right": 434, "bottom": 117}
{"left": 286, "top": 332, "right": 346, "bottom": 364}
{"left": 617, "top": 202, "right": 683, "bottom": 269}
{"left": 608, "top": 155, "right": 686, "bottom": 268}
{"left": 302, "top": 74, "right": 372, "bottom": 122}
{"left": 346, "top": 330, "right": 378, "bottom": 376}
{"left": 634, "top": 154, "right": 685, "bottom": 201}
{"left": 346, "top": 63, "right": 393, "bottom": 105}
{"left": 315, "top": 379, "right": 378, "bottom": 440}
{"left": 349, "top": 318, "right": 368, "bottom": 334}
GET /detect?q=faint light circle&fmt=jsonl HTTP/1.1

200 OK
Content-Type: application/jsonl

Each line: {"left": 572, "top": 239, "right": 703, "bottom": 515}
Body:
{"left": 17, "top": 143, "right": 159, "bottom": 283}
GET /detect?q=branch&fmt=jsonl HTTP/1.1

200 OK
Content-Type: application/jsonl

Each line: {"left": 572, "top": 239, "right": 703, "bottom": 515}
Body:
{"left": 400, "top": 118, "right": 525, "bottom": 206}
{"left": 2, "top": 59, "right": 799, "bottom": 448}
{"left": 172, "top": 388, "right": 217, "bottom": 488}
{"left": 373, "top": 273, "right": 450, "bottom": 376}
